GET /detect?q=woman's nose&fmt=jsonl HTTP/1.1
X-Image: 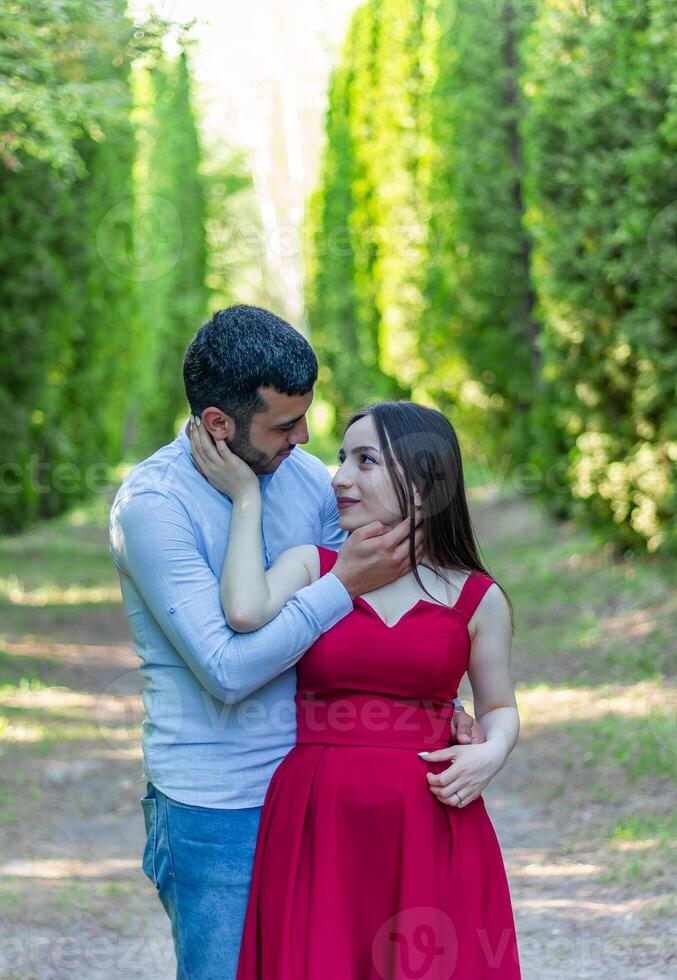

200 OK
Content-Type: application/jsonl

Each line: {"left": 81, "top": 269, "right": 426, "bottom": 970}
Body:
{"left": 332, "top": 462, "right": 350, "bottom": 491}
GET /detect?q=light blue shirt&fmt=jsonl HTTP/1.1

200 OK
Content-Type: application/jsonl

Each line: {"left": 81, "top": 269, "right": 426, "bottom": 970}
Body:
{"left": 109, "top": 420, "right": 351, "bottom": 808}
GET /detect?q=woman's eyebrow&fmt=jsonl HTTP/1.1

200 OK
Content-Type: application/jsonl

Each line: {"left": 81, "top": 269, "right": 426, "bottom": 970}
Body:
{"left": 350, "top": 445, "right": 380, "bottom": 454}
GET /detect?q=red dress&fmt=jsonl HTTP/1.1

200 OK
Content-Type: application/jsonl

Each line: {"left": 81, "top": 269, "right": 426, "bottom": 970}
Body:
{"left": 236, "top": 546, "right": 521, "bottom": 979}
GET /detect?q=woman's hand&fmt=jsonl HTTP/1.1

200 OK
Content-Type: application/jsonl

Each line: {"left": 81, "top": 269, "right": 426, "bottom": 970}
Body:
{"left": 188, "top": 416, "right": 259, "bottom": 500}
{"left": 419, "top": 741, "right": 507, "bottom": 808}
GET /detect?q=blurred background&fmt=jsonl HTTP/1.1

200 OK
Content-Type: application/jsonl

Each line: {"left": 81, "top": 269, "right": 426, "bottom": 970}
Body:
{"left": 0, "top": 1, "right": 675, "bottom": 977}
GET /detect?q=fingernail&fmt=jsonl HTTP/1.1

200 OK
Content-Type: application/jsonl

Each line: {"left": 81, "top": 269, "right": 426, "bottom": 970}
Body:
{"left": 418, "top": 751, "right": 430, "bottom": 757}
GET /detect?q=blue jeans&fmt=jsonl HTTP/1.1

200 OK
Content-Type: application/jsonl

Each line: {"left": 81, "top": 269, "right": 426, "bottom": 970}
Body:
{"left": 140, "top": 782, "right": 262, "bottom": 980}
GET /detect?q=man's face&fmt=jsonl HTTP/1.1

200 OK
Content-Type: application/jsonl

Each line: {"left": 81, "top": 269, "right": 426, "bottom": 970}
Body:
{"left": 229, "top": 386, "right": 313, "bottom": 474}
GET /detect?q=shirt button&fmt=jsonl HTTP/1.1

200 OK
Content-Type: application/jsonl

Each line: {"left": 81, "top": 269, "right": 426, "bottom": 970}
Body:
{"left": 169, "top": 605, "right": 176, "bottom": 614}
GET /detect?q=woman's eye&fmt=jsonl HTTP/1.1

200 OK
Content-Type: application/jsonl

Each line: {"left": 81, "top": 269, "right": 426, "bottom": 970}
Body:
{"left": 360, "top": 454, "right": 376, "bottom": 464}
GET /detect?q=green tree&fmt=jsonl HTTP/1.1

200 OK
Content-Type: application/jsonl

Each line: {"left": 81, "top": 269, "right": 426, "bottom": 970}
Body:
{"left": 0, "top": 0, "right": 138, "bottom": 529}
{"left": 422, "top": 0, "right": 539, "bottom": 460}
{"left": 305, "top": 10, "right": 400, "bottom": 435}
{"left": 132, "top": 47, "right": 208, "bottom": 455}
{"left": 523, "top": 0, "right": 677, "bottom": 552}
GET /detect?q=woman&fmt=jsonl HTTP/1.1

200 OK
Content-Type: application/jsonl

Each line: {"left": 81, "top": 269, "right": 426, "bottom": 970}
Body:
{"left": 189, "top": 400, "right": 521, "bottom": 979}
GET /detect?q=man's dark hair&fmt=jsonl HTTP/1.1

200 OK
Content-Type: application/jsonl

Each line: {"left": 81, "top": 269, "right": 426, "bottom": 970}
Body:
{"left": 182, "top": 305, "right": 318, "bottom": 434}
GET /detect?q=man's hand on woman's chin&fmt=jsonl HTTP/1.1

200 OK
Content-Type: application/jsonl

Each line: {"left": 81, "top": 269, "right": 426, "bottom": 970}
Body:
{"left": 451, "top": 706, "right": 486, "bottom": 745}
{"left": 332, "top": 517, "right": 425, "bottom": 599}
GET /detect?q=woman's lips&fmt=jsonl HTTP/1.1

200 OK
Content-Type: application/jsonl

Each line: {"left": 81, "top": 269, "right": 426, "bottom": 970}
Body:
{"left": 337, "top": 499, "right": 360, "bottom": 509}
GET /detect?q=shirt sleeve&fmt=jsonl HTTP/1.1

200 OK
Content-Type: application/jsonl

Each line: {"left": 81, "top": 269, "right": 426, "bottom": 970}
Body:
{"left": 319, "top": 470, "right": 349, "bottom": 548}
{"left": 109, "top": 489, "right": 353, "bottom": 703}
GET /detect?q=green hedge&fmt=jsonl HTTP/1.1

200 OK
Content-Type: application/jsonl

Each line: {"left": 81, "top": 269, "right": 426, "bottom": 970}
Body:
{"left": 0, "top": 4, "right": 210, "bottom": 531}
{"left": 523, "top": 0, "right": 676, "bottom": 551}
{"left": 0, "top": 0, "right": 137, "bottom": 530}
{"left": 306, "top": 0, "right": 676, "bottom": 553}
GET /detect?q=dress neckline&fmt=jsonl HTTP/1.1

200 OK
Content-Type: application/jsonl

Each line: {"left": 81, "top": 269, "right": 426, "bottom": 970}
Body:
{"left": 354, "top": 571, "right": 475, "bottom": 630}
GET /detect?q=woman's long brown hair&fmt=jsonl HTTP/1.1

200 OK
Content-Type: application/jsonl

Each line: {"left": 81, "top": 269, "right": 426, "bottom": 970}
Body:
{"left": 345, "top": 400, "right": 515, "bottom": 634}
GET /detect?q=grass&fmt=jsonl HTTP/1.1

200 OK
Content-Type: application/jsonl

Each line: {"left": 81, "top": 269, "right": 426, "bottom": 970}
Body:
{"left": 0, "top": 491, "right": 137, "bottom": 837}
{"left": 598, "top": 813, "right": 677, "bottom": 889}
{"left": 0, "top": 493, "right": 120, "bottom": 641}
{"left": 472, "top": 491, "right": 676, "bottom": 686}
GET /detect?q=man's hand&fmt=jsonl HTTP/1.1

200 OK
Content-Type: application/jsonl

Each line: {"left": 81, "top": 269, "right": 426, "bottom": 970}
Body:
{"left": 450, "top": 705, "right": 486, "bottom": 745}
{"left": 332, "top": 517, "right": 424, "bottom": 599}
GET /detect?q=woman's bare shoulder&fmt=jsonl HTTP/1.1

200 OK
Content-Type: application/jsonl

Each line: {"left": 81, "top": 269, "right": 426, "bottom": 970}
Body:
{"left": 471, "top": 581, "right": 512, "bottom": 638}
{"left": 279, "top": 544, "right": 322, "bottom": 583}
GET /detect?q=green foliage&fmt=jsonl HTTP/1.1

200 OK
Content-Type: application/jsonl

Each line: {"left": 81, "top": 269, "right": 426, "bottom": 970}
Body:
{"left": 305, "top": 10, "right": 401, "bottom": 436}
{"left": 203, "top": 143, "right": 265, "bottom": 310}
{"left": 423, "top": 0, "right": 539, "bottom": 461}
{"left": 306, "top": 0, "right": 676, "bottom": 552}
{"left": 522, "top": 0, "right": 677, "bottom": 552}
{"left": 0, "top": 4, "right": 216, "bottom": 529}
{"left": 132, "top": 49, "right": 208, "bottom": 455}
{"left": 0, "top": 0, "right": 130, "bottom": 175}
{"left": 0, "top": 0, "right": 137, "bottom": 530}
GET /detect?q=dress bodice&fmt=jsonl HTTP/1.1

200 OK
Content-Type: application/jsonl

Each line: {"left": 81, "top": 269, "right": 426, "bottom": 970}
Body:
{"left": 296, "top": 546, "right": 495, "bottom": 706}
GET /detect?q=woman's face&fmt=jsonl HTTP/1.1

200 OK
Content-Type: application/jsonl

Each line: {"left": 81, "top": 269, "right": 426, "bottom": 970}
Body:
{"left": 331, "top": 414, "right": 413, "bottom": 531}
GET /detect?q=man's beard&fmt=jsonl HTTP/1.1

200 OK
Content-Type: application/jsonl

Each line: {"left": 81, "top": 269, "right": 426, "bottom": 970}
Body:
{"left": 228, "top": 427, "right": 276, "bottom": 474}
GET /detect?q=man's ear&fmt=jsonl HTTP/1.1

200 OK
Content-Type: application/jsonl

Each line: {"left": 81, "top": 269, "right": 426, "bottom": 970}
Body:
{"left": 201, "top": 407, "right": 234, "bottom": 441}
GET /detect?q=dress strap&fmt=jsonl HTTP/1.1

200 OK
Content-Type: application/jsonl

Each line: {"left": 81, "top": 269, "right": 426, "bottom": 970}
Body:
{"left": 453, "top": 571, "right": 495, "bottom": 625}
{"left": 317, "top": 545, "right": 340, "bottom": 577}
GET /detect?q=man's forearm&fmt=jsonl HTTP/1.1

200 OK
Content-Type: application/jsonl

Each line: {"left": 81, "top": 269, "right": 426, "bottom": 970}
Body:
{"left": 194, "top": 572, "right": 353, "bottom": 702}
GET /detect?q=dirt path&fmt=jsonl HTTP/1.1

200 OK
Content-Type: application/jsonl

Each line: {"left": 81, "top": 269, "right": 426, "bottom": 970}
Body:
{"left": 0, "top": 493, "right": 674, "bottom": 978}
{"left": 484, "top": 768, "right": 674, "bottom": 979}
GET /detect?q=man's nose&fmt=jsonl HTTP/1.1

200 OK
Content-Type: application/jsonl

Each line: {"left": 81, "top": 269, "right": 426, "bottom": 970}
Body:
{"left": 290, "top": 420, "right": 309, "bottom": 445}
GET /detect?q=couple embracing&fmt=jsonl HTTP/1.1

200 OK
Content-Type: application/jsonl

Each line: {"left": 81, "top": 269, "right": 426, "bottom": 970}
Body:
{"left": 109, "top": 304, "right": 521, "bottom": 979}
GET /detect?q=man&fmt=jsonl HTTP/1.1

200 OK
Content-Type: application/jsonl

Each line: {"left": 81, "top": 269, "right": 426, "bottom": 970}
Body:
{"left": 109, "top": 305, "right": 484, "bottom": 979}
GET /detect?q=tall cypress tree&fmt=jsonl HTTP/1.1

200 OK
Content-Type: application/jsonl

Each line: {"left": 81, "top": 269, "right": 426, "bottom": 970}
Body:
{"left": 133, "top": 46, "right": 208, "bottom": 454}
{"left": 523, "top": 0, "right": 676, "bottom": 551}
{"left": 305, "top": 9, "right": 401, "bottom": 435}
{"left": 57, "top": 0, "right": 137, "bottom": 485}
{"left": 0, "top": 0, "right": 137, "bottom": 529}
{"left": 423, "top": 0, "right": 538, "bottom": 459}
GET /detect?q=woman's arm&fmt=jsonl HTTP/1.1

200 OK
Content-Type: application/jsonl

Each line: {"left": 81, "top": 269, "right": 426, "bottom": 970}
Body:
{"left": 465, "top": 584, "right": 520, "bottom": 763}
{"left": 420, "top": 584, "right": 519, "bottom": 807}
{"left": 188, "top": 418, "right": 320, "bottom": 632}
{"left": 222, "top": 488, "right": 319, "bottom": 631}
